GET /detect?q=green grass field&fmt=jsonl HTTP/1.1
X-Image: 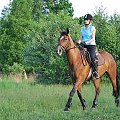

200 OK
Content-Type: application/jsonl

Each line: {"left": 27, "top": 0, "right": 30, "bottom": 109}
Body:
{"left": 0, "top": 79, "right": 120, "bottom": 120}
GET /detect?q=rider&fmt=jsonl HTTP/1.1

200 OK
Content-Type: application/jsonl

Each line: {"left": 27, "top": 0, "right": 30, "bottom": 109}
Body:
{"left": 78, "top": 14, "right": 99, "bottom": 79}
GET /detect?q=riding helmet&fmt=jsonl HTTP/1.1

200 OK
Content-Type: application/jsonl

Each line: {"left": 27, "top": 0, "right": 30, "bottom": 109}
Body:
{"left": 84, "top": 14, "right": 93, "bottom": 20}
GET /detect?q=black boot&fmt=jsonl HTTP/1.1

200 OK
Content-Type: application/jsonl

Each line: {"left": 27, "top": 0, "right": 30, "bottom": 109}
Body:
{"left": 92, "top": 60, "right": 99, "bottom": 79}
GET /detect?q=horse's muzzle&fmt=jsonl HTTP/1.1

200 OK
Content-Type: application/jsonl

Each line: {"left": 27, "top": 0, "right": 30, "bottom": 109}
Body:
{"left": 56, "top": 45, "right": 64, "bottom": 56}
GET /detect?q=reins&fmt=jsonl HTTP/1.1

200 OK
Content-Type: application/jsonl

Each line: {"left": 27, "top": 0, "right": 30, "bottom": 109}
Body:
{"left": 76, "top": 44, "right": 89, "bottom": 66}
{"left": 63, "top": 36, "right": 88, "bottom": 66}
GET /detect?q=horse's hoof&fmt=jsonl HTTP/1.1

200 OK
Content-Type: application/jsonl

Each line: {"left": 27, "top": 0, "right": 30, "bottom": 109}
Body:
{"left": 115, "top": 98, "right": 119, "bottom": 107}
{"left": 82, "top": 104, "right": 87, "bottom": 110}
{"left": 92, "top": 104, "right": 97, "bottom": 108}
{"left": 92, "top": 106, "right": 96, "bottom": 109}
{"left": 92, "top": 100, "right": 98, "bottom": 108}
{"left": 64, "top": 107, "right": 69, "bottom": 112}
{"left": 83, "top": 106, "right": 87, "bottom": 110}
{"left": 82, "top": 99, "right": 87, "bottom": 110}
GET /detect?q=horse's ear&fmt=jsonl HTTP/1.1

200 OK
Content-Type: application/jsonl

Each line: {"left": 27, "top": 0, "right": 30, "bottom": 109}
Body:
{"left": 66, "top": 28, "right": 69, "bottom": 34}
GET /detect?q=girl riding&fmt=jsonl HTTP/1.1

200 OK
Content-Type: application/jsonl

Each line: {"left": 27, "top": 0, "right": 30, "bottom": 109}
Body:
{"left": 78, "top": 14, "right": 99, "bottom": 79}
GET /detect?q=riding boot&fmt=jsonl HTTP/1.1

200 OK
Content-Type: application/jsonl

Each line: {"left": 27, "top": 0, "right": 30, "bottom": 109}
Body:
{"left": 92, "top": 60, "right": 99, "bottom": 79}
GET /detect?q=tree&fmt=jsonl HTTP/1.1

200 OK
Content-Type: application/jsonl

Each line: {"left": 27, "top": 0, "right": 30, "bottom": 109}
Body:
{"left": 0, "top": 0, "right": 77, "bottom": 79}
{"left": 0, "top": 0, "right": 35, "bottom": 73}
{"left": 23, "top": 13, "right": 80, "bottom": 84}
{"left": 109, "top": 13, "right": 120, "bottom": 60}
{"left": 93, "top": 6, "right": 120, "bottom": 71}
{"left": 0, "top": 0, "right": 12, "bottom": 20}
{"left": 44, "top": 0, "right": 74, "bottom": 16}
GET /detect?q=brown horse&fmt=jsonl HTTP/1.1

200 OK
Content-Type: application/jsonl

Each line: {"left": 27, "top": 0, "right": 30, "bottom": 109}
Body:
{"left": 57, "top": 28, "right": 120, "bottom": 111}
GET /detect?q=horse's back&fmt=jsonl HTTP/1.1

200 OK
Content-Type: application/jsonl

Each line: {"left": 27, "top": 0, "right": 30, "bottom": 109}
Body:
{"left": 99, "top": 51, "right": 116, "bottom": 66}
{"left": 100, "top": 51, "right": 115, "bottom": 60}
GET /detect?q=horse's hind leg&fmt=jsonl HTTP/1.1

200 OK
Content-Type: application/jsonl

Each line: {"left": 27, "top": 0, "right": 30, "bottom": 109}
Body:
{"left": 92, "top": 78, "right": 101, "bottom": 108}
{"left": 107, "top": 69, "right": 117, "bottom": 97}
{"left": 107, "top": 69, "right": 119, "bottom": 106}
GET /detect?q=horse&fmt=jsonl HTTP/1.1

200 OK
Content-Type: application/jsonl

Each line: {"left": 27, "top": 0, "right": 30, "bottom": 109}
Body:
{"left": 56, "top": 28, "right": 120, "bottom": 111}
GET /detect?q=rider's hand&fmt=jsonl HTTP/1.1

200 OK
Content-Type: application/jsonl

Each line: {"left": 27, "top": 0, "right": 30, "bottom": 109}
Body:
{"left": 80, "top": 41, "right": 86, "bottom": 46}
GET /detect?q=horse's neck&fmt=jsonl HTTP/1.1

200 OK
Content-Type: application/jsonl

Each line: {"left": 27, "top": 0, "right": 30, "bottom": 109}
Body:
{"left": 66, "top": 45, "right": 81, "bottom": 66}
{"left": 68, "top": 37, "right": 76, "bottom": 50}
{"left": 67, "top": 50, "right": 85, "bottom": 76}
{"left": 66, "top": 37, "right": 82, "bottom": 66}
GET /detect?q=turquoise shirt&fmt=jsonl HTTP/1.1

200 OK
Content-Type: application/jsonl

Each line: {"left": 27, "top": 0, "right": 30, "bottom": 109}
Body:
{"left": 81, "top": 24, "right": 96, "bottom": 45}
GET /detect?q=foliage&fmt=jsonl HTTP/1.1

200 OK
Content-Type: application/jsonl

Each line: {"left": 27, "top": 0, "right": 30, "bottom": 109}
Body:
{"left": 10, "top": 0, "right": 34, "bottom": 20}
{"left": 23, "top": 13, "right": 80, "bottom": 84}
{"left": 93, "top": 6, "right": 120, "bottom": 71}
{"left": 45, "top": 0, "right": 74, "bottom": 16}
{"left": 0, "top": 17, "right": 28, "bottom": 70}
{"left": 8, "top": 62, "right": 24, "bottom": 74}
{"left": 93, "top": 12, "right": 119, "bottom": 59}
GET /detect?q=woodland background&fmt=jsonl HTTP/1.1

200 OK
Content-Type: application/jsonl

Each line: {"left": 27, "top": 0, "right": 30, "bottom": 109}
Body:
{"left": 0, "top": 0, "right": 120, "bottom": 84}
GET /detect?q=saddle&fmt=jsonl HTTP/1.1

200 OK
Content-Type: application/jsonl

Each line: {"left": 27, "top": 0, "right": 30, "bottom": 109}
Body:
{"left": 96, "top": 52, "right": 105, "bottom": 66}
{"left": 81, "top": 48, "right": 105, "bottom": 66}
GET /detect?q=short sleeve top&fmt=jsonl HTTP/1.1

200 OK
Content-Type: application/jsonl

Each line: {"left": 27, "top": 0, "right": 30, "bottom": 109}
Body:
{"left": 81, "top": 24, "right": 96, "bottom": 45}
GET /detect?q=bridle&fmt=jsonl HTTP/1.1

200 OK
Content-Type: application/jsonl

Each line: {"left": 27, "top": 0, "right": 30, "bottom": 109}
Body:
{"left": 59, "top": 35, "right": 76, "bottom": 52}
{"left": 57, "top": 34, "right": 87, "bottom": 66}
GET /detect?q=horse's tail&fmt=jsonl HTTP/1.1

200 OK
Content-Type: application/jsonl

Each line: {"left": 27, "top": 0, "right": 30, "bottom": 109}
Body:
{"left": 115, "top": 70, "right": 120, "bottom": 107}
{"left": 116, "top": 70, "right": 120, "bottom": 97}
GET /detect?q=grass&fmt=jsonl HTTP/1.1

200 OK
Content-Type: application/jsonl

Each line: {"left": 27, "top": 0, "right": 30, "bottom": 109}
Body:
{"left": 0, "top": 79, "right": 120, "bottom": 120}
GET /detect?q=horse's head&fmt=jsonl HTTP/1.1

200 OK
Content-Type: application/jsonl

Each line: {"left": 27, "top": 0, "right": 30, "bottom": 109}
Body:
{"left": 57, "top": 28, "right": 72, "bottom": 56}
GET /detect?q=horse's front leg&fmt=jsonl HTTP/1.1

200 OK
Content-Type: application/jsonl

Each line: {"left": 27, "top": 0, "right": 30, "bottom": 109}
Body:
{"left": 92, "top": 78, "right": 101, "bottom": 108}
{"left": 64, "top": 87, "right": 76, "bottom": 111}
{"left": 77, "top": 90, "right": 87, "bottom": 110}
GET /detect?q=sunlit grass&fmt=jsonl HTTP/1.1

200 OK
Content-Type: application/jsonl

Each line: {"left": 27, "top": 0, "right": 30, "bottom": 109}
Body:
{"left": 0, "top": 79, "right": 120, "bottom": 120}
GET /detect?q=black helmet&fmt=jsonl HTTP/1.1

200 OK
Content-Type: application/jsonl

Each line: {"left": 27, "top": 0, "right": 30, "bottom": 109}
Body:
{"left": 84, "top": 14, "right": 93, "bottom": 20}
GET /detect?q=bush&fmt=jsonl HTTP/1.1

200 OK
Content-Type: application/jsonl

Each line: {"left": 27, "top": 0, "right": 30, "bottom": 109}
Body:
{"left": 2, "top": 63, "right": 24, "bottom": 75}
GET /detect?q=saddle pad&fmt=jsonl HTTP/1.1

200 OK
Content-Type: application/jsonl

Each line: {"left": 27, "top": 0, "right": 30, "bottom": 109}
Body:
{"left": 97, "top": 53, "right": 105, "bottom": 66}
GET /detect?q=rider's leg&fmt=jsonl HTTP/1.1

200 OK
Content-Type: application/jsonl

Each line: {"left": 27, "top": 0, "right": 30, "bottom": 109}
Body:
{"left": 87, "top": 45, "right": 99, "bottom": 79}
